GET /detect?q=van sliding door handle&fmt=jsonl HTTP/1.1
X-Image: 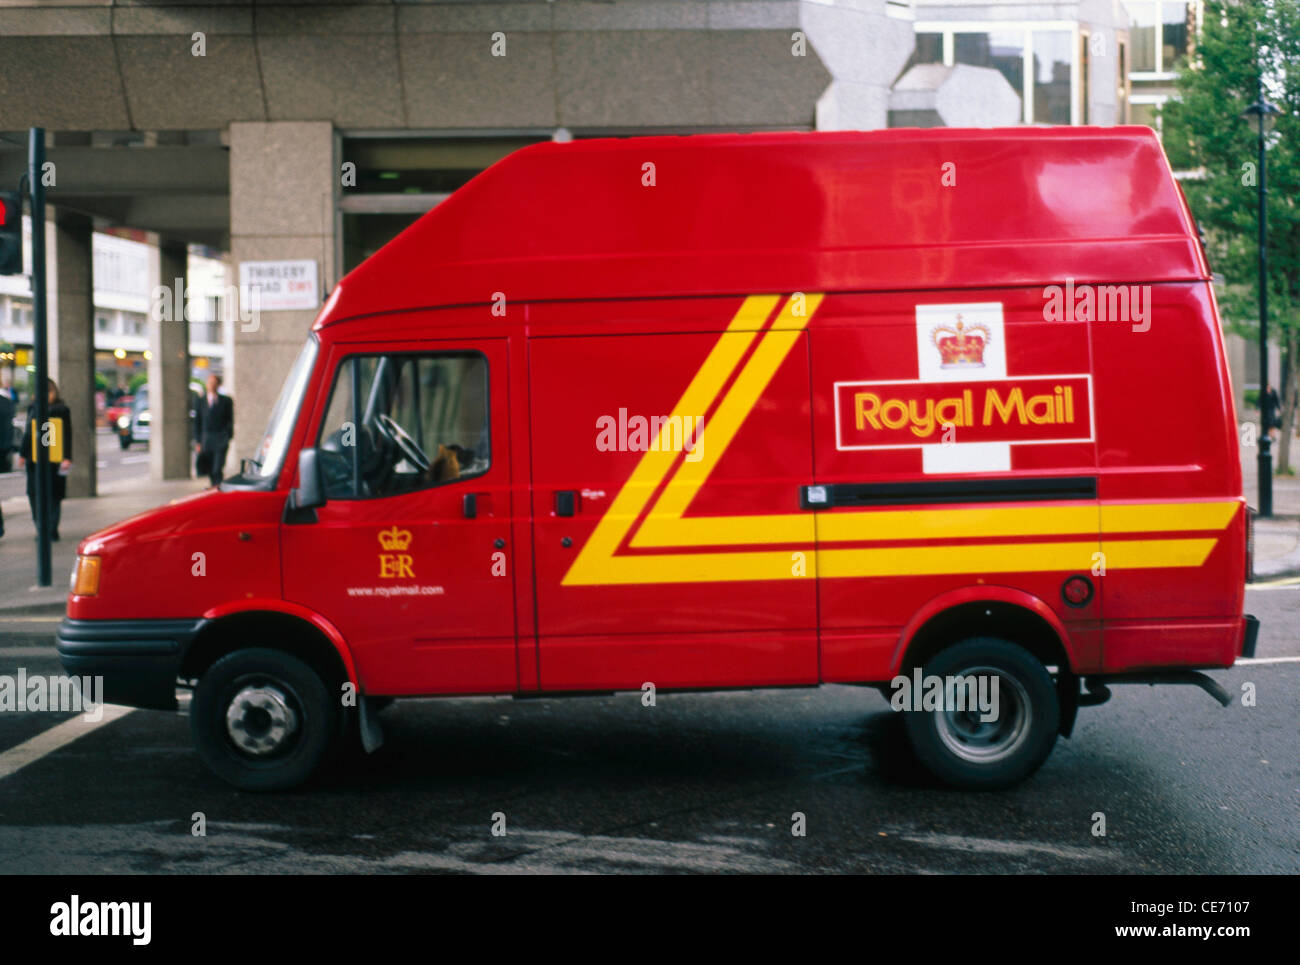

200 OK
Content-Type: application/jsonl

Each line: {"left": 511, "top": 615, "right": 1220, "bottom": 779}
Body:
{"left": 554, "top": 490, "right": 577, "bottom": 517}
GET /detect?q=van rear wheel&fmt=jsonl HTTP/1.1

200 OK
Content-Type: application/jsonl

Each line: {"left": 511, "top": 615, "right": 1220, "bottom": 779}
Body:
{"left": 191, "top": 648, "right": 338, "bottom": 791}
{"left": 902, "top": 637, "right": 1059, "bottom": 790}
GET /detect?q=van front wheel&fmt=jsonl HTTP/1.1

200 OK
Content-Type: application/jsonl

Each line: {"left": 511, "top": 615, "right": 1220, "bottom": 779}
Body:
{"left": 902, "top": 637, "right": 1059, "bottom": 790}
{"left": 190, "top": 648, "right": 339, "bottom": 791}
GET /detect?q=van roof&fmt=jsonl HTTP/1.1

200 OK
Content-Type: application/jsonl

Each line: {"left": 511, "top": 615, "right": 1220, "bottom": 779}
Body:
{"left": 320, "top": 127, "right": 1206, "bottom": 327}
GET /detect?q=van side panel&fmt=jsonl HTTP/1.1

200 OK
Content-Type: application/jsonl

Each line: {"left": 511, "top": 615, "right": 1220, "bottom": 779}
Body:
{"left": 807, "top": 290, "right": 1103, "bottom": 680}
{"left": 1093, "top": 283, "right": 1246, "bottom": 670}
{"left": 527, "top": 307, "right": 820, "bottom": 691}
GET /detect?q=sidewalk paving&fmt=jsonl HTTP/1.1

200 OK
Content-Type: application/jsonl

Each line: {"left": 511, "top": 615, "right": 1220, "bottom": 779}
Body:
{"left": 2, "top": 438, "right": 1298, "bottom": 617}
{"left": 0, "top": 474, "right": 206, "bottom": 615}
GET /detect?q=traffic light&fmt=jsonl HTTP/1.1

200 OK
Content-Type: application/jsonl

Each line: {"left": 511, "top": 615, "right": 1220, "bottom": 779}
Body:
{"left": 0, "top": 190, "right": 22, "bottom": 275}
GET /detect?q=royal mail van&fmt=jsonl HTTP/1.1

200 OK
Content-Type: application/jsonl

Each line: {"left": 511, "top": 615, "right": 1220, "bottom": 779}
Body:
{"left": 58, "top": 128, "right": 1258, "bottom": 791}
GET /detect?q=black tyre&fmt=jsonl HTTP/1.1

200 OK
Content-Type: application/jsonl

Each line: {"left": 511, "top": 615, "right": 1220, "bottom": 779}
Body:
{"left": 190, "top": 648, "right": 339, "bottom": 791}
{"left": 902, "top": 637, "right": 1059, "bottom": 790}
{"left": 118, "top": 433, "right": 131, "bottom": 450}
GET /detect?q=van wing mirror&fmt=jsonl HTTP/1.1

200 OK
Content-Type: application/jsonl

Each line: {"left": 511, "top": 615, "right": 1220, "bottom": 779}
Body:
{"left": 288, "top": 447, "right": 326, "bottom": 514}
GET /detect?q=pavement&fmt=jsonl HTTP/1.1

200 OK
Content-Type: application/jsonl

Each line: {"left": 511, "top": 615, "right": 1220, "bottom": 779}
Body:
{"left": 1, "top": 432, "right": 1298, "bottom": 617}
{"left": 0, "top": 467, "right": 206, "bottom": 615}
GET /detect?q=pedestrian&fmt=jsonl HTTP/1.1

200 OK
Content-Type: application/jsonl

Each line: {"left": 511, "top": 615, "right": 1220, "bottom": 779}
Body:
{"left": 18, "top": 378, "right": 72, "bottom": 542}
{"left": 1263, "top": 384, "right": 1282, "bottom": 441}
{"left": 194, "top": 373, "right": 233, "bottom": 486}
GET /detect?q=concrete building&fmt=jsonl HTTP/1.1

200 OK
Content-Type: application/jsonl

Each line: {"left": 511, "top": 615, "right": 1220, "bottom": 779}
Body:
{"left": 0, "top": 0, "right": 1143, "bottom": 491}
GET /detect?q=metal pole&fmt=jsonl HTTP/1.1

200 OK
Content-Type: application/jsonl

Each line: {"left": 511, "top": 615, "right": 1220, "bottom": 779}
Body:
{"left": 28, "top": 128, "right": 51, "bottom": 585}
{"left": 1256, "top": 75, "right": 1273, "bottom": 518}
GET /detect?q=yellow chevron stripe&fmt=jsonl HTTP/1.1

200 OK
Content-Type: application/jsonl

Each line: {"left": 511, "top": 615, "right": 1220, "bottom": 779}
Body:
{"left": 563, "top": 294, "right": 1235, "bottom": 587}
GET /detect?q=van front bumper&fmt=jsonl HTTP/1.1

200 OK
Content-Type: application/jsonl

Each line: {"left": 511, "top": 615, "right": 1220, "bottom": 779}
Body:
{"left": 57, "top": 618, "right": 204, "bottom": 711}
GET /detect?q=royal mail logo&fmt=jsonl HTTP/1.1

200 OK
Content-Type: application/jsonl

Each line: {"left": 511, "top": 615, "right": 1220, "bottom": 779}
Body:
{"left": 378, "top": 526, "right": 414, "bottom": 579}
{"left": 931, "top": 315, "right": 990, "bottom": 368}
{"left": 834, "top": 375, "right": 1094, "bottom": 450}
{"left": 378, "top": 526, "right": 412, "bottom": 551}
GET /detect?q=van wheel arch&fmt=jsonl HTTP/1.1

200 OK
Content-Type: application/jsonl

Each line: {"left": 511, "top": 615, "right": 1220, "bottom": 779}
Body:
{"left": 898, "top": 600, "right": 1079, "bottom": 738}
{"left": 181, "top": 612, "right": 351, "bottom": 699}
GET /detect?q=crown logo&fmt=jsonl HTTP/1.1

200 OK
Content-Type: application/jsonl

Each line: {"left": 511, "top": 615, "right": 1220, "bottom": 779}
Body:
{"left": 378, "top": 526, "right": 413, "bottom": 552}
{"left": 931, "top": 315, "right": 991, "bottom": 368}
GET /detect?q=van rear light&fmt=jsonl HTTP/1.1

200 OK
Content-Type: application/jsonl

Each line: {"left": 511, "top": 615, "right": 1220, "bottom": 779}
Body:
{"left": 1245, "top": 506, "right": 1255, "bottom": 584}
{"left": 71, "top": 555, "right": 100, "bottom": 596}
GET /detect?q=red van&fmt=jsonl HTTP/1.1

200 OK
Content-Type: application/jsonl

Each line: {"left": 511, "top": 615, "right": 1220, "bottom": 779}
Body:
{"left": 58, "top": 128, "right": 1257, "bottom": 791}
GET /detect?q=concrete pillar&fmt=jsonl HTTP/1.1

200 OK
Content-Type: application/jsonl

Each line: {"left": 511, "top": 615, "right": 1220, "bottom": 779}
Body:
{"left": 148, "top": 242, "right": 192, "bottom": 481}
{"left": 229, "top": 121, "right": 336, "bottom": 471}
{"left": 46, "top": 209, "right": 96, "bottom": 498}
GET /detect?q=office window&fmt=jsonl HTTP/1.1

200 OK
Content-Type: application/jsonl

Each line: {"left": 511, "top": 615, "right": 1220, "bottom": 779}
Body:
{"left": 955, "top": 30, "right": 1025, "bottom": 114}
{"left": 95, "top": 314, "right": 112, "bottom": 334}
{"left": 1033, "top": 31, "right": 1073, "bottom": 124}
{"left": 1163, "top": 2, "right": 1192, "bottom": 71}
{"left": 1118, "top": 41, "right": 1130, "bottom": 122}
{"left": 1131, "top": 2, "right": 1159, "bottom": 72}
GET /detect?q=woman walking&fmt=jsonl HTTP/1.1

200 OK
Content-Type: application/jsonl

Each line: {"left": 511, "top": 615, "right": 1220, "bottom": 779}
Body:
{"left": 18, "top": 378, "right": 73, "bottom": 542}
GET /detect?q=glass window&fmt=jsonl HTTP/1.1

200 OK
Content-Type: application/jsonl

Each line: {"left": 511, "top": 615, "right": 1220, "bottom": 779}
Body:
{"left": 1118, "top": 41, "right": 1129, "bottom": 122}
{"left": 900, "top": 32, "right": 944, "bottom": 75}
{"left": 1033, "top": 31, "right": 1073, "bottom": 124}
{"left": 1130, "top": 1, "right": 1159, "bottom": 72}
{"left": 955, "top": 31, "right": 1025, "bottom": 119}
{"left": 317, "top": 352, "right": 489, "bottom": 500}
{"left": 248, "top": 336, "right": 318, "bottom": 481}
{"left": 1131, "top": 101, "right": 1161, "bottom": 132}
{"left": 1163, "top": 2, "right": 1192, "bottom": 71}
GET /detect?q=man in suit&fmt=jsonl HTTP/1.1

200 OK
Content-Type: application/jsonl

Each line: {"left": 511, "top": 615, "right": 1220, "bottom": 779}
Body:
{"left": 194, "top": 373, "right": 234, "bottom": 486}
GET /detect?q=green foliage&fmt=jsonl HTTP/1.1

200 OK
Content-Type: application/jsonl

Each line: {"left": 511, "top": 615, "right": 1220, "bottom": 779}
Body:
{"left": 1162, "top": 0, "right": 1300, "bottom": 339}
{"left": 94, "top": 372, "right": 109, "bottom": 392}
{"left": 127, "top": 373, "right": 148, "bottom": 394}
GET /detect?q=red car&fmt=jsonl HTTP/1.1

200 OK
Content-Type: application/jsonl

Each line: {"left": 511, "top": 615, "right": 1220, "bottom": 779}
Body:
{"left": 59, "top": 128, "right": 1255, "bottom": 791}
{"left": 104, "top": 395, "right": 133, "bottom": 431}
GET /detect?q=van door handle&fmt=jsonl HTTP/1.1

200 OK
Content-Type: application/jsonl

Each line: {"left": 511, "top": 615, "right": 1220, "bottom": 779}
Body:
{"left": 554, "top": 490, "right": 577, "bottom": 517}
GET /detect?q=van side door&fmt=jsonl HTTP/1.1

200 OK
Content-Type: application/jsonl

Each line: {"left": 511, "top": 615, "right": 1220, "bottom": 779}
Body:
{"left": 527, "top": 296, "right": 819, "bottom": 691}
{"left": 281, "top": 340, "right": 517, "bottom": 696}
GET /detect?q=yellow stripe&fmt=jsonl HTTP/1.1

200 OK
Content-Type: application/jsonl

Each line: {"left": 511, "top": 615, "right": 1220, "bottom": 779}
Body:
{"left": 564, "top": 293, "right": 1233, "bottom": 587}
{"left": 1100, "top": 501, "right": 1239, "bottom": 532}
{"left": 563, "top": 295, "right": 779, "bottom": 586}
{"left": 628, "top": 500, "right": 1240, "bottom": 549}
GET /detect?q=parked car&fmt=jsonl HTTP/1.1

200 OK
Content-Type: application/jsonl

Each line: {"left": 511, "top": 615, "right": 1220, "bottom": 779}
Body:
{"left": 117, "top": 388, "right": 149, "bottom": 449}
{"left": 105, "top": 394, "right": 134, "bottom": 431}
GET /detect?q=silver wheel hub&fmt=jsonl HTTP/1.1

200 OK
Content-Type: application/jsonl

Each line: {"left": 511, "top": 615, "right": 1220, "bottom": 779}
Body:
{"left": 225, "top": 684, "right": 298, "bottom": 756}
{"left": 934, "top": 666, "right": 1031, "bottom": 764}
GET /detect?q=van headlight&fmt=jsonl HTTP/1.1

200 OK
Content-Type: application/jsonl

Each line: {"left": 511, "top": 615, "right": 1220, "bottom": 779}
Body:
{"left": 71, "top": 555, "right": 101, "bottom": 596}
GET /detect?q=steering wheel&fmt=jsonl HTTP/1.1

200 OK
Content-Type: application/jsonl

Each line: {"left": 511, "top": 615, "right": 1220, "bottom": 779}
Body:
{"left": 374, "top": 413, "right": 431, "bottom": 473}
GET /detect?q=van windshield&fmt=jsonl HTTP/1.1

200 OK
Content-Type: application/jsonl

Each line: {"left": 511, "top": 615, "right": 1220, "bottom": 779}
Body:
{"left": 234, "top": 336, "right": 318, "bottom": 485}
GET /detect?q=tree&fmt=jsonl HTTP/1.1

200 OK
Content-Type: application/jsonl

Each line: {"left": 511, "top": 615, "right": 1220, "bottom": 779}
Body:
{"left": 1162, "top": 0, "right": 1300, "bottom": 473}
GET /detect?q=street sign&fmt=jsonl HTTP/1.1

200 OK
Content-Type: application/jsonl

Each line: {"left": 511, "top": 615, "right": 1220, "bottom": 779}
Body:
{"left": 238, "top": 259, "right": 319, "bottom": 312}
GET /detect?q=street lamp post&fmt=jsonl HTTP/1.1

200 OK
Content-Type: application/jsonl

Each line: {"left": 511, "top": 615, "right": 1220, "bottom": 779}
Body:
{"left": 1244, "top": 80, "right": 1283, "bottom": 518}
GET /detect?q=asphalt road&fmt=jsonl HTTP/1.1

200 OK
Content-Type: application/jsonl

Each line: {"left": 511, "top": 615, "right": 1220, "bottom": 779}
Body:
{"left": 0, "top": 586, "right": 1295, "bottom": 874}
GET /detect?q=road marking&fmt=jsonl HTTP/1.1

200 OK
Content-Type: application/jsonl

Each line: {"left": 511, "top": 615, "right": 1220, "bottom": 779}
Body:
{"left": 120, "top": 455, "right": 151, "bottom": 465}
{"left": 0, "top": 647, "right": 57, "bottom": 657}
{"left": 1234, "top": 656, "right": 1300, "bottom": 665}
{"left": 1248, "top": 576, "right": 1300, "bottom": 589}
{"left": 0, "top": 705, "right": 134, "bottom": 781}
{"left": 0, "top": 616, "right": 62, "bottom": 624}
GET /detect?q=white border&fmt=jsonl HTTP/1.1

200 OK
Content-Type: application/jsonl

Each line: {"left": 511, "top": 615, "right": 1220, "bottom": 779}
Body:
{"left": 832, "top": 373, "right": 1096, "bottom": 452}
